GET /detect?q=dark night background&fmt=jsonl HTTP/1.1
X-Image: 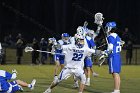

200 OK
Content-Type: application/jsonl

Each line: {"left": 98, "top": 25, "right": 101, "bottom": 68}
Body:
{"left": 0, "top": 0, "right": 140, "bottom": 43}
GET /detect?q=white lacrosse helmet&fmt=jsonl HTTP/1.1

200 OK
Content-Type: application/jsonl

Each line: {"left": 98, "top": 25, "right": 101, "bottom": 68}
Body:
{"left": 74, "top": 33, "right": 84, "bottom": 48}
{"left": 76, "top": 26, "right": 84, "bottom": 35}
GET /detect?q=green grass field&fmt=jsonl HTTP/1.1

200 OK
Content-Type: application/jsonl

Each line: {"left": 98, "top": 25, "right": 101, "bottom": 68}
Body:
{"left": 0, "top": 65, "right": 140, "bottom": 93}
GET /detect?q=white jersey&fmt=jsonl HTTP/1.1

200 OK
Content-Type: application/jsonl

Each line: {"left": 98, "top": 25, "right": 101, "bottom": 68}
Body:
{"left": 62, "top": 44, "right": 95, "bottom": 69}
{"left": 69, "top": 37, "right": 75, "bottom": 45}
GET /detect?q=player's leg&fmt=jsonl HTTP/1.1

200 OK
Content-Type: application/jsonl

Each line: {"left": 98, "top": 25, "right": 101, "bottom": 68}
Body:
{"left": 54, "top": 60, "right": 60, "bottom": 76}
{"left": 90, "top": 56, "right": 99, "bottom": 77}
{"left": 85, "top": 67, "right": 91, "bottom": 86}
{"left": 84, "top": 57, "right": 92, "bottom": 86}
{"left": 75, "top": 68, "right": 86, "bottom": 93}
{"left": 53, "top": 54, "right": 60, "bottom": 80}
{"left": 109, "top": 55, "right": 121, "bottom": 93}
{"left": 112, "top": 73, "right": 120, "bottom": 93}
{"left": 59, "top": 59, "right": 64, "bottom": 71}
{"left": 44, "top": 68, "right": 71, "bottom": 93}
{"left": 73, "top": 75, "right": 79, "bottom": 88}
{"left": 16, "top": 79, "right": 36, "bottom": 90}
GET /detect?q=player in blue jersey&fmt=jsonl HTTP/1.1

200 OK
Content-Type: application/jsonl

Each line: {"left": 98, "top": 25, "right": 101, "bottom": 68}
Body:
{"left": 100, "top": 22, "right": 122, "bottom": 93}
{"left": 52, "top": 33, "right": 71, "bottom": 81}
{"left": 0, "top": 69, "right": 36, "bottom": 93}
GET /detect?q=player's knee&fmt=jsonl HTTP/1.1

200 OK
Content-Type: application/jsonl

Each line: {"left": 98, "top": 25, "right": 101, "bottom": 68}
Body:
{"left": 53, "top": 77, "right": 60, "bottom": 84}
{"left": 81, "top": 75, "right": 86, "bottom": 84}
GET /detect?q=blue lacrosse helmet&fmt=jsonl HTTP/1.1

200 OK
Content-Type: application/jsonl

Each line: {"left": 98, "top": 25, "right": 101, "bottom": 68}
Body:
{"left": 106, "top": 22, "right": 116, "bottom": 28}
{"left": 61, "top": 33, "right": 69, "bottom": 37}
{"left": 106, "top": 22, "right": 116, "bottom": 32}
{"left": 61, "top": 33, "right": 70, "bottom": 42}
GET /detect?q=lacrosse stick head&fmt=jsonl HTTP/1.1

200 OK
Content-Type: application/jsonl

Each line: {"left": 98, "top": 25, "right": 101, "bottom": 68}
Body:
{"left": 25, "top": 46, "right": 34, "bottom": 52}
{"left": 83, "top": 21, "right": 88, "bottom": 27}
{"left": 94, "top": 12, "right": 104, "bottom": 25}
{"left": 98, "top": 55, "right": 106, "bottom": 67}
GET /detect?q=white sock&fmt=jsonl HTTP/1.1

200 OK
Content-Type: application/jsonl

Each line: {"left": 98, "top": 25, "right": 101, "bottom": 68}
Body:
{"left": 114, "top": 90, "right": 120, "bottom": 92}
{"left": 78, "top": 92, "right": 82, "bottom": 93}
{"left": 28, "top": 84, "right": 31, "bottom": 88}
{"left": 87, "top": 78, "right": 90, "bottom": 81}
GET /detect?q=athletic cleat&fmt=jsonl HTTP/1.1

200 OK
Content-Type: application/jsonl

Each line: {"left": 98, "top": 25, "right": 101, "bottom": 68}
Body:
{"left": 18, "top": 85, "right": 24, "bottom": 92}
{"left": 85, "top": 80, "right": 90, "bottom": 86}
{"left": 111, "top": 90, "right": 120, "bottom": 93}
{"left": 30, "top": 79, "right": 36, "bottom": 90}
{"left": 43, "top": 88, "right": 51, "bottom": 93}
{"left": 54, "top": 75, "right": 58, "bottom": 81}
{"left": 93, "top": 72, "right": 99, "bottom": 77}
{"left": 73, "top": 81, "right": 79, "bottom": 88}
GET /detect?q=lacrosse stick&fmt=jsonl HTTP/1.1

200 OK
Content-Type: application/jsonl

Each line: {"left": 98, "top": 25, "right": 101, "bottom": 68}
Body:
{"left": 97, "top": 43, "right": 107, "bottom": 49}
{"left": 94, "top": 13, "right": 109, "bottom": 45}
{"left": 98, "top": 54, "right": 108, "bottom": 67}
{"left": 24, "top": 46, "right": 65, "bottom": 55}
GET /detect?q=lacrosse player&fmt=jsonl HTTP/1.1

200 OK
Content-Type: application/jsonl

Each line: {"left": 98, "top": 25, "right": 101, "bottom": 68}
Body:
{"left": 0, "top": 69, "right": 36, "bottom": 93}
{"left": 52, "top": 33, "right": 71, "bottom": 82}
{"left": 100, "top": 22, "right": 122, "bottom": 93}
{"left": 43, "top": 34, "right": 101, "bottom": 93}
{"left": 76, "top": 24, "right": 100, "bottom": 86}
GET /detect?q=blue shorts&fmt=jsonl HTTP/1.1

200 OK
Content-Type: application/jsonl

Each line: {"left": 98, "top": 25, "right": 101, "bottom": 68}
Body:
{"left": 108, "top": 54, "right": 122, "bottom": 74}
{"left": 0, "top": 80, "right": 10, "bottom": 92}
{"left": 54, "top": 54, "right": 64, "bottom": 64}
{"left": 10, "top": 81, "right": 22, "bottom": 92}
{"left": 84, "top": 57, "right": 92, "bottom": 68}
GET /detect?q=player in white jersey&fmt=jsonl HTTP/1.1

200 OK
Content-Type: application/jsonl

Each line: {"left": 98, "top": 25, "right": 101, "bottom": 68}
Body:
{"left": 76, "top": 23, "right": 100, "bottom": 86}
{"left": 43, "top": 34, "right": 101, "bottom": 93}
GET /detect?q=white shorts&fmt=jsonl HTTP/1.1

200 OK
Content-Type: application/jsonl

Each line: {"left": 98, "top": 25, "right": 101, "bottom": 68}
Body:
{"left": 58, "top": 67, "right": 86, "bottom": 84}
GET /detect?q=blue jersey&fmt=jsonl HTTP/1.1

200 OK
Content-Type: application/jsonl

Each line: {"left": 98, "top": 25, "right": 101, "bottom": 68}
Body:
{"left": 84, "top": 36, "right": 96, "bottom": 68}
{"left": 0, "top": 70, "right": 13, "bottom": 81}
{"left": 85, "top": 36, "right": 96, "bottom": 48}
{"left": 107, "top": 33, "right": 122, "bottom": 55}
{"left": 54, "top": 39, "right": 70, "bottom": 64}
{"left": 0, "top": 70, "right": 12, "bottom": 92}
{"left": 107, "top": 33, "right": 122, "bottom": 74}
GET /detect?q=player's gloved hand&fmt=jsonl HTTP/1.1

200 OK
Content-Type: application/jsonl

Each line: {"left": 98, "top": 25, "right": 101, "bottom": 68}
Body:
{"left": 50, "top": 49, "right": 55, "bottom": 55}
{"left": 120, "top": 40, "right": 125, "bottom": 47}
{"left": 99, "top": 50, "right": 108, "bottom": 60}
{"left": 12, "top": 69, "right": 18, "bottom": 74}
